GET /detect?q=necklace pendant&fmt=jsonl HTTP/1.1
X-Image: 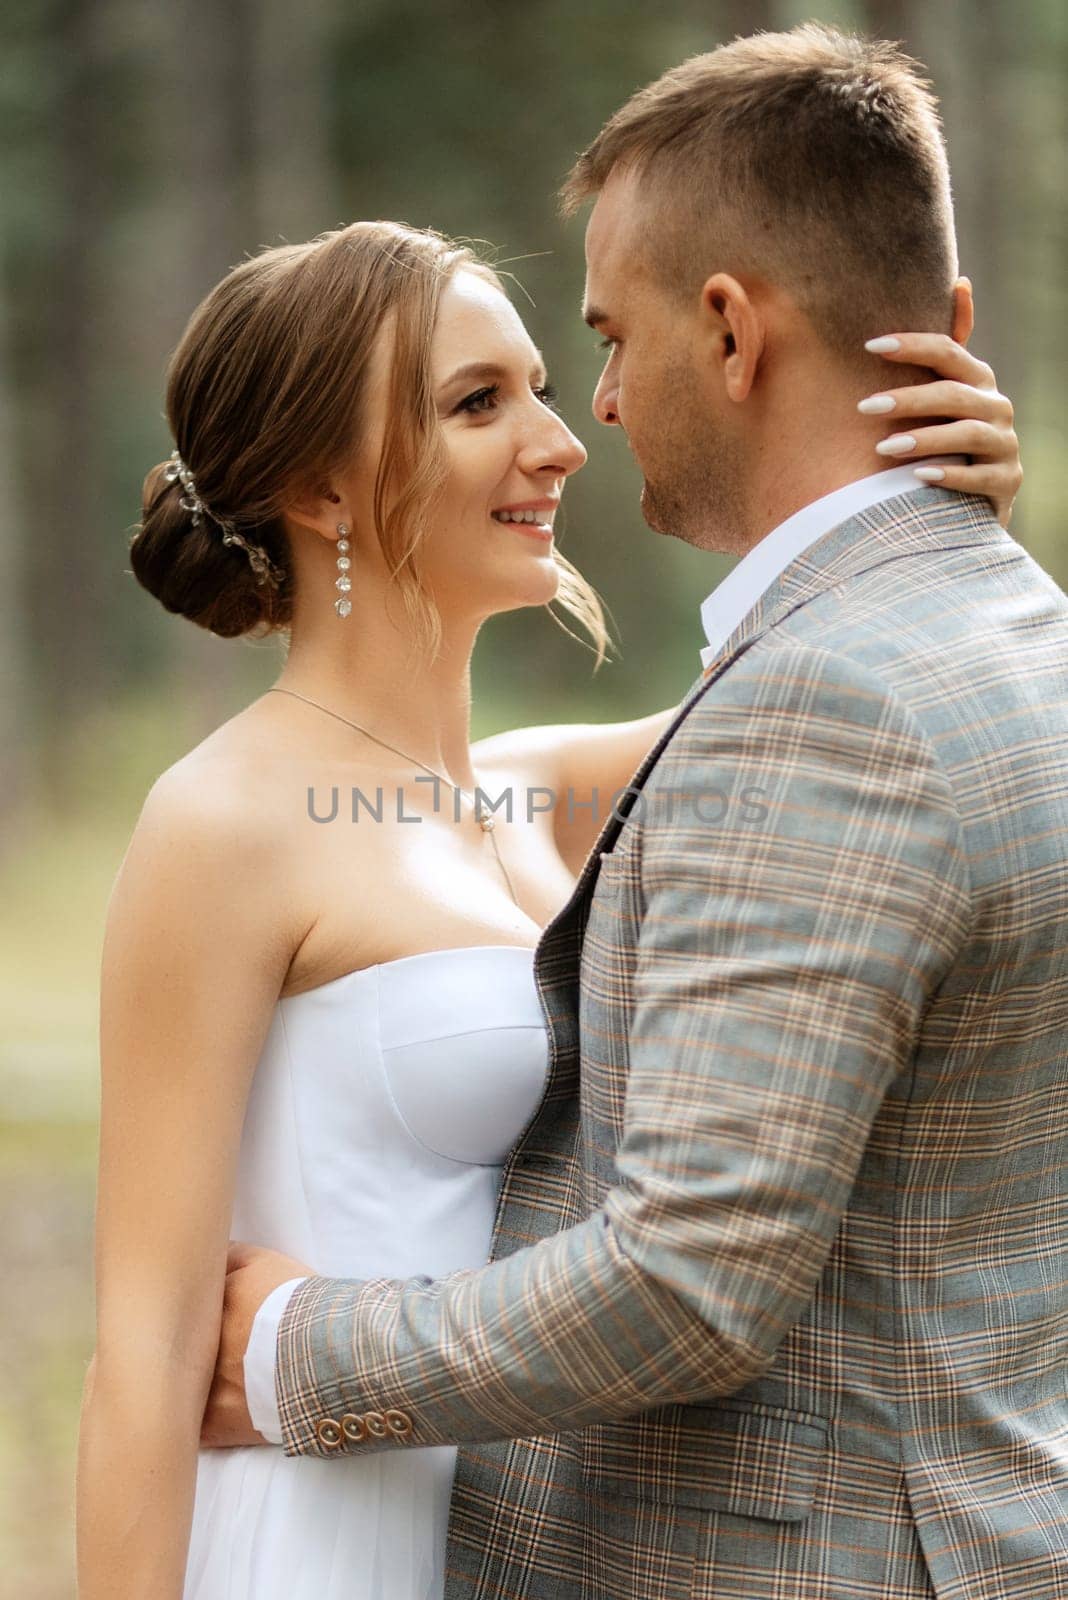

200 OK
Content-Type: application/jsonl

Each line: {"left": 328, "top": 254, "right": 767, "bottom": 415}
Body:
{"left": 478, "top": 814, "right": 496, "bottom": 833}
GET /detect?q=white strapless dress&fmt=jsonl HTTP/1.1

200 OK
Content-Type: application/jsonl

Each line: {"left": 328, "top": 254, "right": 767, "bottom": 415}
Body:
{"left": 183, "top": 944, "right": 549, "bottom": 1600}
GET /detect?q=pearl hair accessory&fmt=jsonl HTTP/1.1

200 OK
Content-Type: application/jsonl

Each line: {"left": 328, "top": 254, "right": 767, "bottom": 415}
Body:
{"left": 335, "top": 523, "right": 352, "bottom": 617}
{"left": 162, "top": 450, "right": 286, "bottom": 589}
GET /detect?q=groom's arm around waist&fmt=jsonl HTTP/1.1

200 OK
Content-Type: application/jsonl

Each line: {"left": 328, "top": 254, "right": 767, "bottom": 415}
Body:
{"left": 271, "top": 642, "right": 973, "bottom": 1458}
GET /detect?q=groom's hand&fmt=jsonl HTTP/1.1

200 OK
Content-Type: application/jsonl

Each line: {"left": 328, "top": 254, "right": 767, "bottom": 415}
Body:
{"left": 200, "top": 1240, "right": 315, "bottom": 1449}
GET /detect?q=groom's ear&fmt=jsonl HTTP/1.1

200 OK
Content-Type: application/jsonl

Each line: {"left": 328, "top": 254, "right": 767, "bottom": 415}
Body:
{"left": 700, "top": 274, "right": 763, "bottom": 403}
{"left": 951, "top": 277, "right": 974, "bottom": 345}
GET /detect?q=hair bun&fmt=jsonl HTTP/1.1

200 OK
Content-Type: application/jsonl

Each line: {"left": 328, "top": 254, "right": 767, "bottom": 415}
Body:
{"left": 129, "top": 457, "right": 288, "bottom": 639}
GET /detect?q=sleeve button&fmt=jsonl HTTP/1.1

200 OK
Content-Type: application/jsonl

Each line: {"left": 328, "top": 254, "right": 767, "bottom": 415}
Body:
{"left": 385, "top": 1408, "right": 413, "bottom": 1440}
{"left": 315, "top": 1418, "right": 343, "bottom": 1450}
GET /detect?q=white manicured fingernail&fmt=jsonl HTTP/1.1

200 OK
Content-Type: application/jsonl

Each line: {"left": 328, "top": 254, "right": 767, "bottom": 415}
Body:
{"left": 865, "top": 336, "right": 902, "bottom": 353}
{"left": 876, "top": 433, "right": 917, "bottom": 456}
{"left": 914, "top": 466, "right": 945, "bottom": 482}
{"left": 857, "top": 394, "right": 897, "bottom": 414}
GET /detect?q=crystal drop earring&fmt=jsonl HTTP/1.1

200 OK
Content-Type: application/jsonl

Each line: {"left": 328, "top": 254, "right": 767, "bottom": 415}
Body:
{"left": 334, "top": 523, "right": 352, "bottom": 618}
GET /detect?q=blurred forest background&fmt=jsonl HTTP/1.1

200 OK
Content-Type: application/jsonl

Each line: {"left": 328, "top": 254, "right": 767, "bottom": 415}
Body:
{"left": 0, "top": 0, "right": 1064, "bottom": 1592}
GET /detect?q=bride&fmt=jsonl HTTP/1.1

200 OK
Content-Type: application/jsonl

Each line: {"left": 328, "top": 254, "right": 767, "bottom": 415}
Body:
{"left": 74, "top": 219, "right": 1021, "bottom": 1598}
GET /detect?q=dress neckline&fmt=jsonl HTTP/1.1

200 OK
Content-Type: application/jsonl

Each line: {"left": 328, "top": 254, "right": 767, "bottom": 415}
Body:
{"left": 280, "top": 942, "right": 541, "bottom": 1002}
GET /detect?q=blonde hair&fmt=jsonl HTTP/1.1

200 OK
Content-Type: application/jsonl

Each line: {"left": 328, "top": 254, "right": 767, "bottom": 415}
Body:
{"left": 133, "top": 220, "right": 610, "bottom": 664}
{"left": 561, "top": 23, "right": 958, "bottom": 362}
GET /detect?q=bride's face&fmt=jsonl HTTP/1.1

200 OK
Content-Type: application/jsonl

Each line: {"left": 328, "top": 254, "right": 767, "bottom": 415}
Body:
{"left": 364, "top": 269, "right": 588, "bottom": 622}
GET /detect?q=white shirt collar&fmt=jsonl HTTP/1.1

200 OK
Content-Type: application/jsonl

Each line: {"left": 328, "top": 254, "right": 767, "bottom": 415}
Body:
{"left": 698, "top": 459, "right": 962, "bottom": 668}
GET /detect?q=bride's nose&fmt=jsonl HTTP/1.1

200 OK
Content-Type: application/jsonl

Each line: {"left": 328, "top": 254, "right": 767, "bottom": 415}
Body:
{"left": 517, "top": 410, "right": 587, "bottom": 478}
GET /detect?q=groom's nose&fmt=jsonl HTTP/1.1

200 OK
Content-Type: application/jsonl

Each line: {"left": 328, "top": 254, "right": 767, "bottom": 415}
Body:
{"left": 592, "top": 367, "right": 620, "bottom": 427}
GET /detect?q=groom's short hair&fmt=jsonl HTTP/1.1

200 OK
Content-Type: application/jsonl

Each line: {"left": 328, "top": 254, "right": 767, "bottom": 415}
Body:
{"left": 561, "top": 23, "right": 958, "bottom": 362}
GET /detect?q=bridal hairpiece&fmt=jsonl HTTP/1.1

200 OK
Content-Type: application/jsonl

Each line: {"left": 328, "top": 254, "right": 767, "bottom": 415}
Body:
{"left": 163, "top": 449, "right": 286, "bottom": 589}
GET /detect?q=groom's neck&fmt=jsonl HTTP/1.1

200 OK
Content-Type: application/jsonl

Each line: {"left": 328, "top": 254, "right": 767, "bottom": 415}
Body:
{"left": 733, "top": 364, "right": 902, "bottom": 556}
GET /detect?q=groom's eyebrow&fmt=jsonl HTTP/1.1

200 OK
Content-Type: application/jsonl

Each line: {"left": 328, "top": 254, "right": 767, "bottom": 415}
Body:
{"left": 583, "top": 305, "right": 609, "bottom": 329}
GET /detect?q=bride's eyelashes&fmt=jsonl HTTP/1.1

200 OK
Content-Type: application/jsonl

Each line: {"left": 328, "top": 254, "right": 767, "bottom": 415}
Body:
{"left": 454, "top": 382, "right": 561, "bottom": 417}
{"left": 455, "top": 385, "right": 498, "bottom": 416}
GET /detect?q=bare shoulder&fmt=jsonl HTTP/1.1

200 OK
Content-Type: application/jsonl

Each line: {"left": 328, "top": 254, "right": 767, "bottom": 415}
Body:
{"left": 137, "top": 735, "right": 286, "bottom": 868}
{"left": 473, "top": 708, "right": 677, "bottom": 798}
{"left": 473, "top": 707, "right": 679, "bottom": 875}
{"left": 93, "top": 723, "right": 314, "bottom": 1364}
{"left": 110, "top": 723, "right": 313, "bottom": 989}
{"left": 145, "top": 696, "right": 331, "bottom": 845}
{"left": 471, "top": 722, "right": 565, "bottom": 795}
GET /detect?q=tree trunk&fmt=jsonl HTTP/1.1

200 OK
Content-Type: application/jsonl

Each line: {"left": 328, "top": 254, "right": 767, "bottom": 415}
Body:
{"left": 160, "top": 0, "right": 266, "bottom": 738}
{"left": 249, "top": 0, "right": 334, "bottom": 245}
{"left": 0, "top": 266, "right": 30, "bottom": 850}
{"left": 24, "top": 0, "right": 108, "bottom": 761}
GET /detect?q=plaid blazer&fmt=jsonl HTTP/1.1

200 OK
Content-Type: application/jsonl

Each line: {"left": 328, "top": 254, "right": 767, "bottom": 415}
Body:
{"left": 275, "top": 487, "right": 1068, "bottom": 1600}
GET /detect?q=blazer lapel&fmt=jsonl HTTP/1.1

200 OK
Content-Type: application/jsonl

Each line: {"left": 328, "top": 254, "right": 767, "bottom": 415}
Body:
{"left": 510, "top": 485, "right": 1007, "bottom": 1251}
{"left": 537, "top": 484, "right": 1006, "bottom": 968}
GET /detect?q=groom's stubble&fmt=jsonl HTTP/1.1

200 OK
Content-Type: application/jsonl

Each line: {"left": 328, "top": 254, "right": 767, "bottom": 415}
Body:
{"left": 633, "top": 340, "right": 749, "bottom": 556}
{"left": 584, "top": 174, "right": 750, "bottom": 558}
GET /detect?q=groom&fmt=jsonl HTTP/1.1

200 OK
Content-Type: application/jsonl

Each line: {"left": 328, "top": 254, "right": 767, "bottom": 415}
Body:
{"left": 204, "top": 24, "right": 1067, "bottom": 1599}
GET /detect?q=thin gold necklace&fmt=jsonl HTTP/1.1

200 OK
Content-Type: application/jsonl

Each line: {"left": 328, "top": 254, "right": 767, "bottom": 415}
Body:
{"left": 267, "top": 685, "right": 521, "bottom": 909}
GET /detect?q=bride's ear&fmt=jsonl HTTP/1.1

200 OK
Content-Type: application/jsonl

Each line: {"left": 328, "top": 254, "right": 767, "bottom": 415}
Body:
{"left": 951, "top": 277, "right": 974, "bottom": 346}
{"left": 282, "top": 481, "right": 349, "bottom": 540}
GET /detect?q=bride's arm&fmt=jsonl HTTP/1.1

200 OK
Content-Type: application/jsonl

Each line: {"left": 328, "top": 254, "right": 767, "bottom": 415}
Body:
{"left": 76, "top": 768, "right": 300, "bottom": 1599}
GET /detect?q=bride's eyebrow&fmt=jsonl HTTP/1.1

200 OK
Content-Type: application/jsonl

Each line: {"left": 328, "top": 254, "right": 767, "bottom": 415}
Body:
{"left": 438, "top": 356, "right": 549, "bottom": 393}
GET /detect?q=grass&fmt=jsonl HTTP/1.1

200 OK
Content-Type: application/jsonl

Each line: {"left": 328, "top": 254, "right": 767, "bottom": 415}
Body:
{"left": 0, "top": 1123, "right": 96, "bottom": 1598}
{"left": 0, "top": 709, "right": 159, "bottom": 1598}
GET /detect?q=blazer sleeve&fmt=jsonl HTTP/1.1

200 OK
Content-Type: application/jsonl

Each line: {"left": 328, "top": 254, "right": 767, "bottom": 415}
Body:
{"left": 274, "top": 642, "right": 973, "bottom": 1458}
